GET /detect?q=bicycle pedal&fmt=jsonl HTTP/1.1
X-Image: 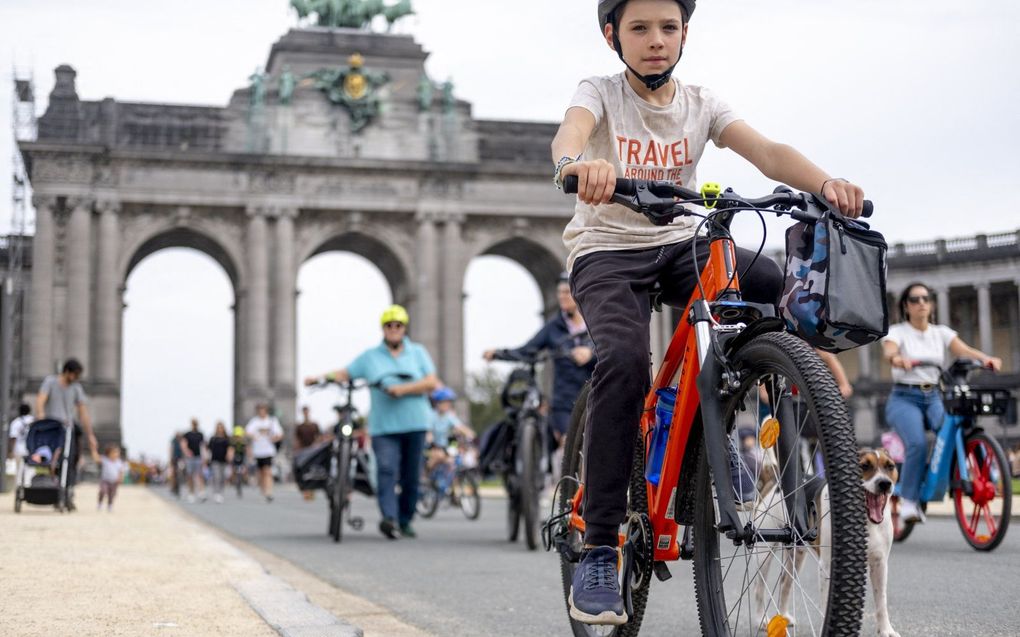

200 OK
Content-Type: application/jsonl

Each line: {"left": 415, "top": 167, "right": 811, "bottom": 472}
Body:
{"left": 653, "top": 561, "right": 672, "bottom": 582}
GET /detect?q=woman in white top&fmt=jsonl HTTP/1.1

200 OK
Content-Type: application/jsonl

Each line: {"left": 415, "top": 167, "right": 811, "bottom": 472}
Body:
{"left": 881, "top": 282, "right": 1002, "bottom": 523}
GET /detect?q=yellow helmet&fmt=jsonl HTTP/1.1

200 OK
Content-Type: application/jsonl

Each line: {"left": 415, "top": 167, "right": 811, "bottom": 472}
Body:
{"left": 380, "top": 304, "right": 410, "bottom": 326}
{"left": 232, "top": 426, "right": 245, "bottom": 437}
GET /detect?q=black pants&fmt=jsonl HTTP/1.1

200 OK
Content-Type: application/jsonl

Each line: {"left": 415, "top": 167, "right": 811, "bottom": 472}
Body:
{"left": 570, "top": 238, "right": 783, "bottom": 546}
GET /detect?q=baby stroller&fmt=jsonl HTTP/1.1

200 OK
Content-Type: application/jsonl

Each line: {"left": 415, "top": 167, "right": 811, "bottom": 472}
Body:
{"left": 14, "top": 419, "right": 73, "bottom": 513}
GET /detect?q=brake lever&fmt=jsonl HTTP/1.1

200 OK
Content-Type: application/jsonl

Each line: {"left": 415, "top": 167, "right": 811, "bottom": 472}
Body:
{"left": 611, "top": 183, "right": 682, "bottom": 226}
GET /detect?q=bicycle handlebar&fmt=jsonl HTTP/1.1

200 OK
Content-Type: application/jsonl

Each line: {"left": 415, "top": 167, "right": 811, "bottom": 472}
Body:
{"left": 906, "top": 359, "right": 994, "bottom": 385}
{"left": 562, "top": 176, "right": 873, "bottom": 226}
{"left": 310, "top": 372, "right": 414, "bottom": 391}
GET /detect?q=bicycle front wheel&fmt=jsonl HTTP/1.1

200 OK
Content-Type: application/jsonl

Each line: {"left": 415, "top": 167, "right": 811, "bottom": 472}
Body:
{"left": 520, "top": 416, "right": 544, "bottom": 551}
{"left": 330, "top": 441, "right": 352, "bottom": 543}
{"left": 458, "top": 471, "right": 482, "bottom": 520}
{"left": 692, "top": 331, "right": 867, "bottom": 636}
{"left": 953, "top": 430, "right": 1012, "bottom": 551}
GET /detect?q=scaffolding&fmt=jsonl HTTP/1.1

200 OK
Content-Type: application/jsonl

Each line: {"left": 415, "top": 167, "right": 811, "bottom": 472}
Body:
{"left": 1, "top": 69, "right": 36, "bottom": 489}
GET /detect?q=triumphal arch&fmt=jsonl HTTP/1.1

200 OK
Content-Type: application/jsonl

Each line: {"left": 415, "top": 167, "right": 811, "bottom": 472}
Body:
{"left": 20, "top": 19, "right": 575, "bottom": 442}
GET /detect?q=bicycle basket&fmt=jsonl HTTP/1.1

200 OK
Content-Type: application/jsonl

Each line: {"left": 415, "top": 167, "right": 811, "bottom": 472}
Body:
{"left": 501, "top": 369, "right": 532, "bottom": 410}
{"left": 779, "top": 213, "right": 889, "bottom": 352}
{"left": 943, "top": 386, "right": 1012, "bottom": 417}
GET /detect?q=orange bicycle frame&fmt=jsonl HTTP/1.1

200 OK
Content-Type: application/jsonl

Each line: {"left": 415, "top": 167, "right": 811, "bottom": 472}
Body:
{"left": 568, "top": 237, "right": 742, "bottom": 561}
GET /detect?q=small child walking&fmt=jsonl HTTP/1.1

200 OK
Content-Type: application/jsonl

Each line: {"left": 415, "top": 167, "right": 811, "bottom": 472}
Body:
{"left": 98, "top": 444, "right": 126, "bottom": 511}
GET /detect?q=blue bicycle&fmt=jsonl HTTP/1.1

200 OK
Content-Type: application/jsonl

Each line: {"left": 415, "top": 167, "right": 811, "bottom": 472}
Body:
{"left": 416, "top": 440, "right": 481, "bottom": 520}
{"left": 891, "top": 359, "right": 1013, "bottom": 551}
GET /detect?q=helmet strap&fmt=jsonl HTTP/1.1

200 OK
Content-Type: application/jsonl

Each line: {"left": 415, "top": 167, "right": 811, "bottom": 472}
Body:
{"left": 611, "top": 29, "right": 683, "bottom": 92}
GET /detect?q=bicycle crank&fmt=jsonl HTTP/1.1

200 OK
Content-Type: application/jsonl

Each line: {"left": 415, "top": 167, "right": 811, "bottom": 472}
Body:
{"left": 621, "top": 512, "right": 654, "bottom": 619}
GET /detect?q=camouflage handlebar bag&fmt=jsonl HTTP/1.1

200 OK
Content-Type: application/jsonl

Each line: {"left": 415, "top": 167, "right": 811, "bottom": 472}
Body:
{"left": 779, "top": 212, "right": 889, "bottom": 352}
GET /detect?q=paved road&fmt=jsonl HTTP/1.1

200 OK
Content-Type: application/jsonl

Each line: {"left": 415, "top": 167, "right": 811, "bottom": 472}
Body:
{"left": 172, "top": 487, "right": 1020, "bottom": 636}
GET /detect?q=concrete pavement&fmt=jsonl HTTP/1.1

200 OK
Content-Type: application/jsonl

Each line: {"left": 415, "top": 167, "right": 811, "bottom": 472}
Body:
{"left": 0, "top": 484, "right": 416, "bottom": 637}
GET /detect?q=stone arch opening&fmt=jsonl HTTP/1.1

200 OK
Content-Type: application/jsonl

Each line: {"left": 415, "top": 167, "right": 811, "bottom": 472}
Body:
{"left": 121, "top": 246, "right": 236, "bottom": 461}
{"left": 124, "top": 226, "right": 241, "bottom": 289}
{"left": 305, "top": 231, "right": 410, "bottom": 308}
{"left": 296, "top": 233, "right": 410, "bottom": 427}
{"left": 481, "top": 236, "right": 565, "bottom": 315}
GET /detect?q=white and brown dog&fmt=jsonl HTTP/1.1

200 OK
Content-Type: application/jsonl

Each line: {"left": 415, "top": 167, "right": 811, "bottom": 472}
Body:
{"left": 859, "top": 447, "right": 900, "bottom": 637}
{"left": 752, "top": 447, "right": 900, "bottom": 637}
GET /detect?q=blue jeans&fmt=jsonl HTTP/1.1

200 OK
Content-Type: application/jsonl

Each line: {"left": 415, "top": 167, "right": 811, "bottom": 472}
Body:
{"left": 884, "top": 386, "right": 945, "bottom": 502}
{"left": 372, "top": 431, "right": 427, "bottom": 526}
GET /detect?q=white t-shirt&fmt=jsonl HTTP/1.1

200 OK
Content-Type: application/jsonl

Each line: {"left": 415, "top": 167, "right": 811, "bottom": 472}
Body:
{"left": 100, "top": 457, "right": 126, "bottom": 483}
{"left": 245, "top": 416, "right": 283, "bottom": 459}
{"left": 8, "top": 414, "right": 34, "bottom": 458}
{"left": 881, "top": 322, "right": 958, "bottom": 385}
{"left": 563, "top": 74, "right": 741, "bottom": 269}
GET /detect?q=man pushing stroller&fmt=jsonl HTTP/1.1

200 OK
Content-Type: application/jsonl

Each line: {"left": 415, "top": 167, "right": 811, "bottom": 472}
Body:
{"left": 34, "top": 358, "right": 98, "bottom": 511}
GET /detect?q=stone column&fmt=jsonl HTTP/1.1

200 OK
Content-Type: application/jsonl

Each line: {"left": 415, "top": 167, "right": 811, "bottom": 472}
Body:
{"left": 440, "top": 213, "right": 465, "bottom": 394}
{"left": 1014, "top": 280, "right": 1020, "bottom": 372}
{"left": 94, "top": 201, "right": 120, "bottom": 385}
{"left": 65, "top": 198, "right": 93, "bottom": 369}
{"left": 272, "top": 208, "right": 297, "bottom": 414}
{"left": 414, "top": 209, "right": 440, "bottom": 358}
{"left": 976, "top": 282, "right": 993, "bottom": 355}
{"left": 934, "top": 285, "right": 951, "bottom": 327}
{"left": 28, "top": 196, "right": 56, "bottom": 378}
{"left": 246, "top": 207, "right": 270, "bottom": 392}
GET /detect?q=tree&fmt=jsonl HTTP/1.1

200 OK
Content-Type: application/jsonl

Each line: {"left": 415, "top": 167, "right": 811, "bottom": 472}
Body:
{"left": 466, "top": 367, "right": 506, "bottom": 433}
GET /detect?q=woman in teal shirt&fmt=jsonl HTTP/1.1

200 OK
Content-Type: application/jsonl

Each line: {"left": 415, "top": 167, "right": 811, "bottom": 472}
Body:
{"left": 306, "top": 304, "right": 439, "bottom": 540}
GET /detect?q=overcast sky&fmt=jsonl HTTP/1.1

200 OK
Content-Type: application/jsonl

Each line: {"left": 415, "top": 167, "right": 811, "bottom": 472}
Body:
{"left": 2, "top": 1, "right": 1018, "bottom": 460}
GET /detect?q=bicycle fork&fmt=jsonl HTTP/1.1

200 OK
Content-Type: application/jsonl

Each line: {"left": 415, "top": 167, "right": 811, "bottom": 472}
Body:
{"left": 693, "top": 303, "right": 812, "bottom": 546}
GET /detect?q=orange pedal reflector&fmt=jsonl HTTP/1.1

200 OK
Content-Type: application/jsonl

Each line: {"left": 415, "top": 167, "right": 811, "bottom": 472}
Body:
{"left": 760, "top": 418, "right": 781, "bottom": 449}
{"left": 766, "top": 614, "right": 789, "bottom": 637}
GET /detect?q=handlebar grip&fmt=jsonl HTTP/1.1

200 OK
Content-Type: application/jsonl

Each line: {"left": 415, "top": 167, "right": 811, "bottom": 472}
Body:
{"left": 562, "top": 176, "right": 636, "bottom": 196}
{"left": 862, "top": 200, "right": 874, "bottom": 218}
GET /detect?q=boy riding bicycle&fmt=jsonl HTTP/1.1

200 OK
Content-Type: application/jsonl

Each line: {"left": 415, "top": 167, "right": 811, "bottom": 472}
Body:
{"left": 426, "top": 387, "right": 476, "bottom": 476}
{"left": 556, "top": 0, "right": 865, "bottom": 625}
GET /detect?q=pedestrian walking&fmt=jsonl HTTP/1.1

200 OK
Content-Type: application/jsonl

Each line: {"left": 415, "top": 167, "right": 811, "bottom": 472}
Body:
{"left": 7, "top": 403, "right": 33, "bottom": 487}
{"left": 182, "top": 418, "right": 207, "bottom": 503}
{"left": 208, "top": 421, "right": 231, "bottom": 503}
{"left": 294, "top": 406, "right": 321, "bottom": 501}
{"left": 35, "top": 358, "right": 98, "bottom": 511}
{"left": 168, "top": 432, "right": 185, "bottom": 498}
{"left": 230, "top": 425, "right": 248, "bottom": 497}
{"left": 245, "top": 403, "right": 283, "bottom": 502}
{"left": 98, "top": 444, "right": 125, "bottom": 511}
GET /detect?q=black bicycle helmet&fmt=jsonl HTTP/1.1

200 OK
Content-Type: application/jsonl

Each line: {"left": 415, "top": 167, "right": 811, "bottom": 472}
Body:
{"left": 597, "top": 0, "right": 695, "bottom": 91}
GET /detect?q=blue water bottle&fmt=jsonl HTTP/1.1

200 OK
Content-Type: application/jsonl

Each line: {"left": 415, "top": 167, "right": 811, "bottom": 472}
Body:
{"left": 645, "top": 387, "right": 677, "bottom": 485}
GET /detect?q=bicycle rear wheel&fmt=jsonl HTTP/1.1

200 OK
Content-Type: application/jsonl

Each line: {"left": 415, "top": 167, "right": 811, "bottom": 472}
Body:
{"left": 417, "top": 478, "right": 440, "bottom": 518}
{"left": 692, "top": 331, "right": 867, "bottom": 636}
{"left": 953, "top": 430, "right": 1012, "bottom": 551}
{"left": 520, "top": 416, "right": 544, "bottom": 551}
{"left": 558, "top": 384, "right": 649, "bottom": 637}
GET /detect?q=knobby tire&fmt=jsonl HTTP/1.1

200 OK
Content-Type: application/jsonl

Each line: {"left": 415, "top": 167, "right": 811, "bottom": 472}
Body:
{"left": 692, "top": 331, "right": 867, "bottom": 636}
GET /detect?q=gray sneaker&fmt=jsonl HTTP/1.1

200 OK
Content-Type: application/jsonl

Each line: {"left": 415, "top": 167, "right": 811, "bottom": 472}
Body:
{"left": 568, "top": 546, "right": 628, "bottom": 626}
